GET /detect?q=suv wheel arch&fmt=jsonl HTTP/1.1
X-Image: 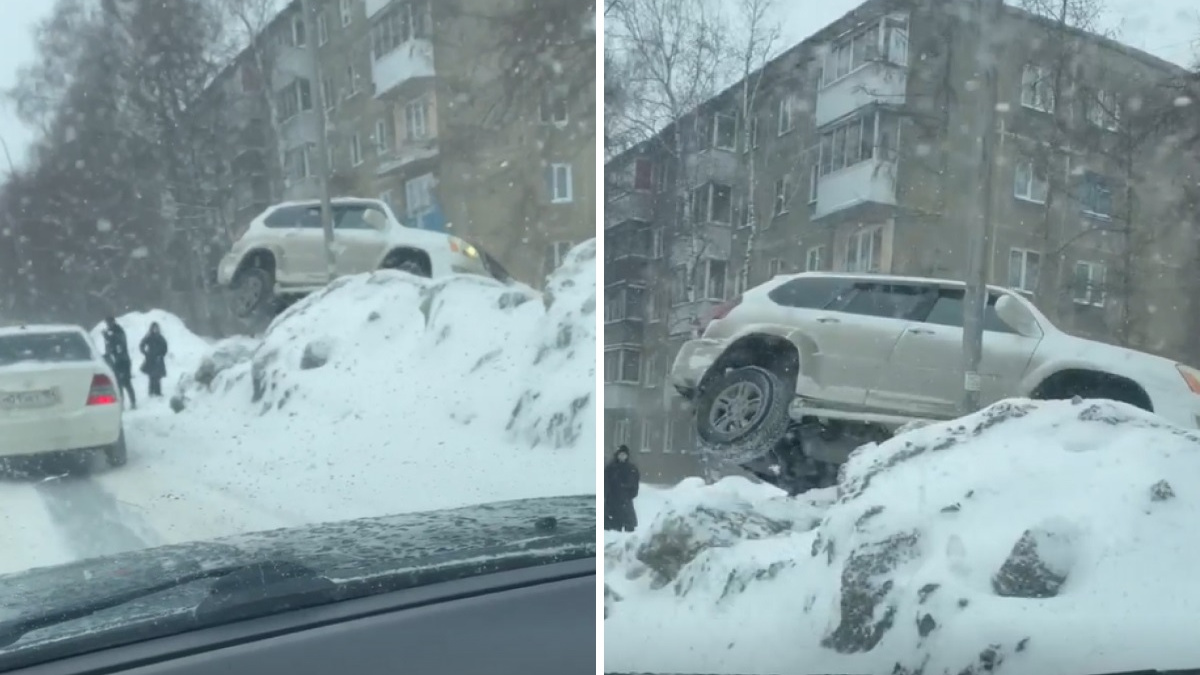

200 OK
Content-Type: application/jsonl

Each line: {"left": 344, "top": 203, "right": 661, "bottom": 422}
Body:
{"left": 1030, "top": 368, "right": 1154, "bottom": 412}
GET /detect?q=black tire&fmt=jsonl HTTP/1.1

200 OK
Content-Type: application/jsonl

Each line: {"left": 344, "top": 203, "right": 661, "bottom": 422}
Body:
{"left": 694, "top": 366, "right": 793, "bottom": 465}
{"left": 105, "top": 431, "right": 128, "bottom": 468}
{"left": 231, "top": 265, "right": 275, "bottom": 318}
{"left": 382, "top": 254, "right": 431, "bottom": 277}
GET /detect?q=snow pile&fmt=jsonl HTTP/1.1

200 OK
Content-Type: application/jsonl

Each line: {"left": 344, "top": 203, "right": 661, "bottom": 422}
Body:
{"left": 605, "top": 399, "right": 1200, "bottom": 675}
{"left": 105, "top": 241, "right": 595, "bottom": 543}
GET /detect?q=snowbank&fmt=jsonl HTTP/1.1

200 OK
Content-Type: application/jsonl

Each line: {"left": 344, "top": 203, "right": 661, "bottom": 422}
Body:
{"left": 605, "top": 399, "right": 1200, "bottom": 675}
{"left": 98, "top": 241, "right": 596, "bottom": 545}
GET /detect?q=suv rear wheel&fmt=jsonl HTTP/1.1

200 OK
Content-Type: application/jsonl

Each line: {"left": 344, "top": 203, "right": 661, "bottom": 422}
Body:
{"left": 694, "top": 366, "right": 792, "bottom": 464}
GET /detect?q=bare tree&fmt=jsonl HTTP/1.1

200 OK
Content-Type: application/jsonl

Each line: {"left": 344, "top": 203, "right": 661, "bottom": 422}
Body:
{"left": 610, "top": 0, "right": 731, "bottom": 335}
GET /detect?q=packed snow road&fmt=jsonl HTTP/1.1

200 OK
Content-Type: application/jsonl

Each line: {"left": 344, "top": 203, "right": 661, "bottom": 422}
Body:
{"left": 0, "top": 241, "right": 597, "bottom": 576}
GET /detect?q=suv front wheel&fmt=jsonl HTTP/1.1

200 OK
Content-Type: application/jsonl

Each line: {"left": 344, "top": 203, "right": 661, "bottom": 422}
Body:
{"left": 694, "top": 366, "right": 792, "bottom": 464}
{"left": 231, "top": 266, "right": 275, "bottom": 318}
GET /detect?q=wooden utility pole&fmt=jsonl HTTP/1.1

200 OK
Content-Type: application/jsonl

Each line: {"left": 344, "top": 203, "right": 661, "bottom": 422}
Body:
{"left": 962, "top": 0, "right": 1005, "bottom": 413}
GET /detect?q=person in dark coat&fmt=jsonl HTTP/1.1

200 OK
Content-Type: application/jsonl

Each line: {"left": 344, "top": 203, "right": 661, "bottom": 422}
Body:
{"left": 102, "top": 316, "right": 136, "bottom": 410}
{"left": 139, "top": 322, "right": 169, "bottom": 398}
{"left": 604, "top": 445, "right": 640, "bottom": 532}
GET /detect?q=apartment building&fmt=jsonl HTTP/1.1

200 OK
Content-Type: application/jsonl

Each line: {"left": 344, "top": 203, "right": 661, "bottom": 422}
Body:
{"left": 605, "top": 0, "right": 1200, "bottom": 483}
{"left": 201, "top": 0, "right": 594, "bottom": 288}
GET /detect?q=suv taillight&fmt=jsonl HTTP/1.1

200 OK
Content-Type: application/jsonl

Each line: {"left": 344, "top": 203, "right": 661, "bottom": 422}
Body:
{"left": 701, "top": 296, "right": 743, "bottom": 334}
{"left": 87, "top": 374, "right": 118, "bottom": 406}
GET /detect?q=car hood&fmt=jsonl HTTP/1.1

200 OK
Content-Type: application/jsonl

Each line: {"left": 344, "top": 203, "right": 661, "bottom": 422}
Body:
{"left": 1044, "top": 331, "right": 1186, "bottom": 389}
{"left": 0, "top": 494, "right": 594, "bottom": 652}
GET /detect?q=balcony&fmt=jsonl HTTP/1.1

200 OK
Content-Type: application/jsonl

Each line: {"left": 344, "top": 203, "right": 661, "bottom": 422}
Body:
{"left": 372, "top": 40, "right": 435, "bottom": 99}
{"left": 683, "top": 148, "right": 739, "bottom": 185}
{"left": 813, "top": 158, "right": 897, "bottom": 220}
{"left": 271, "top": 45, "right": 309, "bottom": 84}
{"left": 375, "top": 139, "right": 439, "bottom": 176}
{"left": 606, "top": 190, "right": 655, "bottom": 226}
{"left": 815, "top": 62, "right": 907, "bottom": 128}
{"left": 279, "top": 110, "right": 320, "bottom": 147}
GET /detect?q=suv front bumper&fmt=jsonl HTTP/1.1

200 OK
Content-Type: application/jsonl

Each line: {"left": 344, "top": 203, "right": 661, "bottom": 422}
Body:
{"left": 669, "top": 338, "right": 725, "bottom": 399}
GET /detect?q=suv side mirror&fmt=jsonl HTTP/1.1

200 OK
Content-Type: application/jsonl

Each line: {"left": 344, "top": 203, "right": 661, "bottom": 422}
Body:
{"left": 994, "top": 294, "right": 1041, "bottom": 337}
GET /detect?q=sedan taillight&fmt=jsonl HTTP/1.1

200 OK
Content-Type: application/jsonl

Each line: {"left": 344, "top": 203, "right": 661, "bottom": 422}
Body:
{"left": 87, "top": 374, "right": 118, "bottom": 406}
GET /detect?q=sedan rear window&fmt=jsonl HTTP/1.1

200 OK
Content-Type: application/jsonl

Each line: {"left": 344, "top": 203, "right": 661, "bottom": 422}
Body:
{"left": 0, "top": 332, "right": 93, "bottom": 366}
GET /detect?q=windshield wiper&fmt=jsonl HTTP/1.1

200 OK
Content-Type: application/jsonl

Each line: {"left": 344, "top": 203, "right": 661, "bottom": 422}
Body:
{"left": 0, "top": 560, "right": 335, "bottom": 649}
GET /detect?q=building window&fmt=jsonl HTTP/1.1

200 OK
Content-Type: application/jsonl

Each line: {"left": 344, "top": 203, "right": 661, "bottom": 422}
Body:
{"left": 633, "top": 158, "right": 654, "bottom": 191}
{"left": 291, "top": 15, "right": 306, "bottom": 47}
{"left": 844, "top": 227, "right": 883, "bottom": 273}
{"left": 818, "top": 112, "right": 897, "bottom": 176}
{"left": 806, "top": 245, "right": 824, "bottom": 271}
{"left": 712, "top": 113, "right": 737, "bottom": 150}
{"left": 768, "top": 259, "right": 787, "bottom": 277}
{"left": 773, "top": 176, "right": 788, "bottom": 216}
{"left": 1073, "top": 261, "right": 1106, "bottom": 306}
{"left": 604, "top": 349, "right": 642, "bottom": 385}
{"left": 1008, "top": 248, "right": 1041, "bottom": 293}
{"left": 548, "top": 163, "right": 573, "bottom": 203}
{"left": 696, "top": 259, "right": 727, "bottom": 300}
{"left": 604, "top": 286, "right": 645, "bottom": 322}
{"left": 345, "top": 63, "right": 359, "bottom": 97}
{"left": 808, "top": 165, "right": 818, "bottom": 204}
{"left": 540, "top": 89, "right": 569, "bottom": 124}
{"left": 350, "top": 133, "right": 363, "bottom": 166}
{"left": 276, "top": 79, "right": 313, "bottom": 121}
{"left": 612, "top": 417, "right": 631, "bottom": 445}
{"left": 340, "top": 0, "right": 353, "bottom": 26}
{"left": 370, "top": 1, "right": 431, "bottom": 60}
{"left": 777, "top": 97, "right": 794, "bottom": 135}
{"left": 405, "top": 99, "right": 428, "bottom": 139}
{"left": 321, "top": 75, "right": 336, "bottom": 111}
{"left": 651, "top": 229, "right": 664, "bottom": 258}
{"left": 1020, "top": 65, "right": 1055, "bottom": 112}
{"left": 1080, "top": 172, "right": 1112, "bottom": 218}
{"left": 545, "top": 241, "right": 573, "bottom": 273}
{"left": 822, "top": 22, "right": 879, "bottom": 85}
{"left": 375, "top": 118, "right": 392, "bottom": 153}
{"left": 1088, "top": 89, "right": 1120, "bottom": 131}
{"left": 670, "top": 265, "right": 688, "bottom": 305}
{"left": 285, "top": 146, "right": 310, "bottom": 182}
{"left": 690, "top": 183, "right": 733, "bottom": 224}
{"left": 404, "top": 173, "right": 435, "bottom": 218}
{"left": 317, "top": 11, "right": 329, "bottom": 45}
{"left": 642, "top": 353, "right": 660, "bottom": 389}
{"left": 1014, "top": 161, "right": 1048, "bottom": 203}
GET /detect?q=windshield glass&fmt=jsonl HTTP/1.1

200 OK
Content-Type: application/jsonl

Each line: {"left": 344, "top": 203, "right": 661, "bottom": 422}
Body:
{"left": 0, "top": 0, "right": 596, "bottom": 667}
{"left": 604, "top": 0, "right": 1200, "bottom": 672}
{"left": 0, "top": 333, "right": 92, "bottom": 366}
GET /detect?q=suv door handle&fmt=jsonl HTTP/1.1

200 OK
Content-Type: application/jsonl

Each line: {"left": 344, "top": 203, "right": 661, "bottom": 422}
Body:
{"left": 907, "top": 327, "right": 935, "bottom": 335}
{"left": 816, "top": 316, "right": 840, "bottom": 324}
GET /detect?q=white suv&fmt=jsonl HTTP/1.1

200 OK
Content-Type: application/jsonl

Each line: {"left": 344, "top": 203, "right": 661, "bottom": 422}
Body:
{"left": 670, "top": 272, "right": 1200, "bottom": 493}
{"left": 216, "top": 198, "right": 502, "bottom": 317}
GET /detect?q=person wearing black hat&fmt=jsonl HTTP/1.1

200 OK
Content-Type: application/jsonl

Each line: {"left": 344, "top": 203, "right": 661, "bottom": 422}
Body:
{"left": 101, "top": 316, "right": 136, "bottom": 410}
{"left": 604, "top": 444, "right": 641, "bottom": 532}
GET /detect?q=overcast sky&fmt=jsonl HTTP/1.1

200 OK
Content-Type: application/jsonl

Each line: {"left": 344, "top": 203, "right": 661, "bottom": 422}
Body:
{"left": 778, "top": 0, "right": 1198, "bottom": 69}
{"left": 0, "top": 4, "right": 54, "bottom": 169}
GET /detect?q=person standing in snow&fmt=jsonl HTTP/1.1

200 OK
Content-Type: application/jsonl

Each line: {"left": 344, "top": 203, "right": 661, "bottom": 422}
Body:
{"left": 604, "top": 445, "right": 640, "bottom": 532}
{"left": 139, "top": 322, "right": 169, "bottom": 398}
{"left": 102, "top": 316, "right": 137, "bottom": 410}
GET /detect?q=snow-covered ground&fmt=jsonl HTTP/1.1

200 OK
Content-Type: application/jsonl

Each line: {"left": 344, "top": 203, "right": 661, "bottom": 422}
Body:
{"left": 606, "top": 398, "right": 1200, "bottom": 674}
{"left": 2, "top": 241, "right": 596, "bottom": 575}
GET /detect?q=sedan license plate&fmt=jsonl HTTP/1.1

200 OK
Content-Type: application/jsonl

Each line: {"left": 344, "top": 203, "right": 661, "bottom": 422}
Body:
{"left": 0, "top": 388, "right": 60, "bottom": 410}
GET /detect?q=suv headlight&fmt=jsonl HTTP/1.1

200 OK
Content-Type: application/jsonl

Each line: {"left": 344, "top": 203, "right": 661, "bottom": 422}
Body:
{"left": 449, "top": 237, "right": 479, "bottom": 259}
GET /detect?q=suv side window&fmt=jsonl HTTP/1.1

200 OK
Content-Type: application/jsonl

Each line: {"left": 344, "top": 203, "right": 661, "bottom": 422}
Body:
{"left": 835, "top": 282, "right": 933, "bottom": 320}
{"left": 919, "top": 289, "right": 1018, "bottom": 334}
{"left": 263, "top": 206, "right": 322, "bottom": 228}
{"left": 334, "top": 205, "right": 388, "bottom": 230}
{"left": 766, "top": 278, "right": 852, "bottom": 309}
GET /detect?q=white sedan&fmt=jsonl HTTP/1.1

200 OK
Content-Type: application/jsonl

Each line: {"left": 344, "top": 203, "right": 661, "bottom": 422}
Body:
{"left": 0, "top": 324, "right": 127, "bottom": 468}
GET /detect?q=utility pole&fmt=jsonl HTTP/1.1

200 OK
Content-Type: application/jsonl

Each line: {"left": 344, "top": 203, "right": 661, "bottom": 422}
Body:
{"left": 962, "top": 0, "right": 1004, "bottom": 413}
{"left": 299, "top": 0, "right": 337, "bottom": 283}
